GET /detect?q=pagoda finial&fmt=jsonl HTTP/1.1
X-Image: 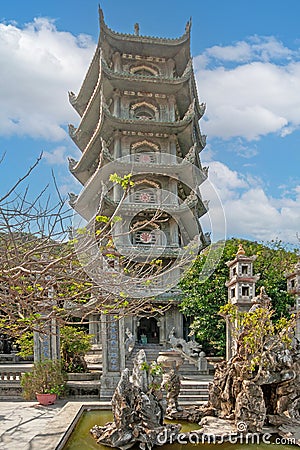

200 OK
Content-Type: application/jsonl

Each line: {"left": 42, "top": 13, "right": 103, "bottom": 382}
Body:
{"left": 236, "top": 244, "right": 245, "bottom": 256}
{"left": 134, "top": 23, "right": 140, "bottom": 36}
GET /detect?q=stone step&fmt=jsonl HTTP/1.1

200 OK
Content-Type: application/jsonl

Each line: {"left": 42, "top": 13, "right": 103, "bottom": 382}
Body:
{"left": 180, "top": 389, "right": 209, "bottom": 395}
{"left": 179, "top": 400, "right": 207, "bottom": 406}
{"left": 66, "top": 380, "right": 101, "bottom": 398}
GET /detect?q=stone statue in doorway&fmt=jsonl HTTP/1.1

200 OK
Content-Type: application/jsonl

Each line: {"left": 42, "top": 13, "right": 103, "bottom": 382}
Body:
{"left": 125, "top": 328, "right": 135, "bottom": 355}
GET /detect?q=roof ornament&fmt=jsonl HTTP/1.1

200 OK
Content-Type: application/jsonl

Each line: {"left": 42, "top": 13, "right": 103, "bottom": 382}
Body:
{"left": 98, "top": 5, "right": 104, "bottom": 24}
{"left": 134, "top": 23, "right": 140, "bottom": 36}
{"left": 185, "top": 17, "right": 192, "bottom": 33}
{"left": 68, "top": 192, "right": 78, "bottom": 207}
{"left": 199, "top": 102, "right": 206, "bottom": 116}
{"left": 237, "top": 244, "right": 245, "bottom": 256}
{"left": 68, "top": 91, "right": 77, "bottom": 106}
{"left": 68, "top": 157, "right": 78, "bottom": 171}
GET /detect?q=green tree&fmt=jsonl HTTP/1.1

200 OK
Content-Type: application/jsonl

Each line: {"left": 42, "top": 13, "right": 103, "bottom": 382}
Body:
{"left": 180, "top": 238, "right": 297, "bottom": 356}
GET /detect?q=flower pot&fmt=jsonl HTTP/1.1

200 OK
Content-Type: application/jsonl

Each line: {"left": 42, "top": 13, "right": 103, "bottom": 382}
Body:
{"left": 36, "top": 393, "right": 57, "bottom": 405}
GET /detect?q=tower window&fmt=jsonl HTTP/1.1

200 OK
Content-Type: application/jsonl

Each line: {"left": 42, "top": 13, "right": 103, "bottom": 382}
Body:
{"left": 134, "top": 152, "right": 156, "bottom": 163}
{"left": 241, "top": 265, "right": 248, "bottom": 275}
{"left": 130, "top": 65, "right": 158, "bottom": 76}
{"left": 242, "top": 286, "right": 249, "bottom": 296}
{"left": 130, "top": 101, "right": 158, "bottom": 121}
{"left": 231, "top": 288, "right": 235, "bottom": 298}
{"left": 131, "top": 140, "right": 159, "bottom": 163}
{"left": 291, "top": 279, "right": 295, "bottom": 289}
{"left": 134, "top": 229, "right": 157, "bottom": 245}
{"left": 134, "top": 189, "right": 157, "bottom": 204}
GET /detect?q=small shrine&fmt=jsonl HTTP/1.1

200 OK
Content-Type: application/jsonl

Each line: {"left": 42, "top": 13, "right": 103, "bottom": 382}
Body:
{"left": 225, "top": 244, "right": 260, "bottom": 359}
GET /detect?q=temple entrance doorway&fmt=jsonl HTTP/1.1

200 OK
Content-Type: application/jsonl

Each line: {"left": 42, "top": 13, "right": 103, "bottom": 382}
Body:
{"left": 137, "top": 317, "right": 159, "bottom": 344}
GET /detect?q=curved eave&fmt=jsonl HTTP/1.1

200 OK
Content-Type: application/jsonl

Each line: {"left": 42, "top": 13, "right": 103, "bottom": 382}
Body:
{"left": 70, "top": 116, "right": 205, "bottom": 186}
{"left": 70, "top": 45, "right": 100, "bottom": 116}
{"left": 225, "top": 275, "right": 261, "bottom": 288}
{"left": 190, "top": 71, "right": 206, "bottom": 119}
{"left": 71, "top": 152, "right": 208, "bottom": 187}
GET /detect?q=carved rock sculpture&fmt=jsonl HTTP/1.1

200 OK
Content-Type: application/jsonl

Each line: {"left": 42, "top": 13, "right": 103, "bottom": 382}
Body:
{"left": 235, "top": 380, "right": 266, "bottom": 432}
{"left": 161, "top": 368, "right": 182, "bottom": 417}
{"left": 91, "top": 350, "right": 181, "bottom": 449}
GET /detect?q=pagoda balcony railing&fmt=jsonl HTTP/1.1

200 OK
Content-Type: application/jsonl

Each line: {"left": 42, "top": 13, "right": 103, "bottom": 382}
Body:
{"left": 101, "top": 58, "right": 193, "bottom": 84}
{"left": 103, "top": 193, "right": 207, "bottom": 215}
{"left": 115, "top": 244, "right": 184, "bottom": 258}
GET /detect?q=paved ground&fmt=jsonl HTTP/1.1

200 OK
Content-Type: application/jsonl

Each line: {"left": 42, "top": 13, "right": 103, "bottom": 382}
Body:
{"left": 0, "top": 400, "right": 68, "bottom": 450}
{"left": 0, "top": 375, "right": 213, "bottom": 449}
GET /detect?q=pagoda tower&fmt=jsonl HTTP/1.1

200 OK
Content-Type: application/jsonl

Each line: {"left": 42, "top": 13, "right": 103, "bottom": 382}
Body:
{"left": 225, "top": 245, "right": 260, "bottom": 359}
{"left": 68, "top": 9, "right": 209, "bottom": 398}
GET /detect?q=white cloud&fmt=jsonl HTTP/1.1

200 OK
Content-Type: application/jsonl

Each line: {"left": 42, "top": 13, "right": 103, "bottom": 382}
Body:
{"left": 202, "top": 161, "right": 300, "bottom": 244}
{"left": 195, "top": 37, "right": 300, "bottom": 141}
{"left": 43, "top": 146, "right": 68, "bottom": 165}
{"left": 0, "top": 18, "right": 95, "bottom": 140}
{"left": 195, "top": 36, "right": 295, "bottom": 67}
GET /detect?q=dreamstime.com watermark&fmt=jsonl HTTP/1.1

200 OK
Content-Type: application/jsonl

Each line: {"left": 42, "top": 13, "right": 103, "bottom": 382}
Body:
{"left": 157, "top": 422, "right": 296, "bottom": 446}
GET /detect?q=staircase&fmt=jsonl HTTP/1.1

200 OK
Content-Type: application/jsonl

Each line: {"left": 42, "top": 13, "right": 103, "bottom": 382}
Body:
{"left": 125, "top": 343, "right": 163, "bottom": 371}
{"left": 179, "top": 377, "right": 210, "bottom": 405}
{"left": 126, "top": 344, "right": 211, "bottom": 405}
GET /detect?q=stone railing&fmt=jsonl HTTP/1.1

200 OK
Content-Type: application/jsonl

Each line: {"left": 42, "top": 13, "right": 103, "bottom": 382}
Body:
{"left": 0, "top": 365, "right": 32, "bottom": 399}
{"left": 168, "top": 328, "right": 209, "bottom": 373}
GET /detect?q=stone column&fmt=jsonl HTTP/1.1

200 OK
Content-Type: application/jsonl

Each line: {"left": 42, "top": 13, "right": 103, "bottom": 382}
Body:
{"left": 89, "top": 314, "right": 101, "bottom": 347}
{"left": 113, "top": 90, "right": 121, "bottom": 117}
{"left": 100, "top": 313, "right": 125, "bottom": 400}
{"left": 33, "top": 318, "right": 60, "bottom": 362}
{"left": 169, "top": 95, "right": 176, "bottom": 121}
{"left": 112, "top": 52, "right": 122, "bottom": 72}
{"left": 169, "top": 134, "right": 177, "bottom": 156}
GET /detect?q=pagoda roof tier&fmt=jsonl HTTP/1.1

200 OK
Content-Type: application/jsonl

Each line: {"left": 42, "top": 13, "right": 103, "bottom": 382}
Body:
{"left": 71, "top": 172, "right": 208, "bottom": 222}
{"left": 101, "top": 196, "right": 207, "bottom": 219}
{"left": 98, "top": 8, "right": 191, "bottom": 76}
{"left": 69, "top": 104, "right": 205, "bottom": 158}
{"left": 69, "top": 66, "right": 205, "bottom": 152}
{"left": 70, "top": 141, "right": 208, "bottom": 186}
{"left": 225, "top": 275, "right": 261, "bottom": 288}
{"left": 69, "top": 48, "right": 101, "bottom": 117}
{"left": 71, "top": 11, "right": 193, "bottom": 114}
{"left": 71, "top": 57, "right": 204, "bottom": 122}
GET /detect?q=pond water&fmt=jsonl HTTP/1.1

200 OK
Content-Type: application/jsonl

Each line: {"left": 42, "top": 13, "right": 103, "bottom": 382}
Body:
{"left": 62, "top": 410, "right": 296, "bottom": 450}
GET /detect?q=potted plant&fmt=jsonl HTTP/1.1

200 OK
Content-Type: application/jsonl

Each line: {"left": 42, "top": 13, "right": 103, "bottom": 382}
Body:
{"left": 21, "top": 359, "right": 66, "bottom": 405}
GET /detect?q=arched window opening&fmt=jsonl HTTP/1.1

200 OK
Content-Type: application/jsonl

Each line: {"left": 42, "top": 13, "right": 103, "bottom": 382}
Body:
{"left": 132, "top": 179, "right": 160, "bottom": 204}
{"left": 131, "top": 140, "right": 160, "bottom": 163}
{"left": 130, "top": 65, "right": 159, "bottom": 76}
{"left": 130, "top": 101, "right": 158, "bottom": 121}
{"left": 134, "top": 107, "right": 154, "bottom": 120}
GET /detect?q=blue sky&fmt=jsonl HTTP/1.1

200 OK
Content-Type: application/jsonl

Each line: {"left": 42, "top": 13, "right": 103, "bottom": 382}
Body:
{"left": 0, "top": 0, "right": 299, "bottom": 244}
